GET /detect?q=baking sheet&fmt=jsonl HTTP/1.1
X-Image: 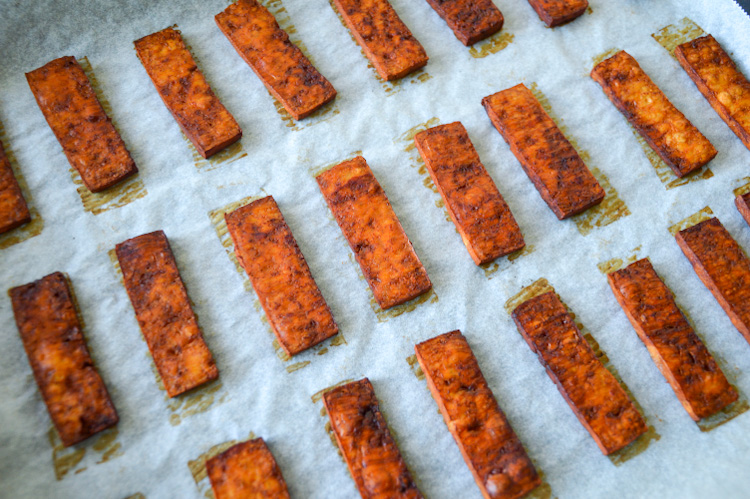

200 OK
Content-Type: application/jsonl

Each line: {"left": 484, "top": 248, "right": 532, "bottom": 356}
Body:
{"left": 1, "top": 0, "right": 750, "bottom": 497}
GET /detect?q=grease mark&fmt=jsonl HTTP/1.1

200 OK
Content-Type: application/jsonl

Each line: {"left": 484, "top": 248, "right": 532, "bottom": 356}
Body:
{"left": 311, "top": 380, "right": 354, "bottom": 462}
{"left": 480, "top": 245, "right": 536, "bottom": 279}
{"left": 591, "top": 48, "right": 620, "bottom": 68}
{"left": 396, "top": 119, "right": 443, "bottom": 201}
{"left": 273, "top": 99, "right": 340, "bottom": 131}
{"left": 286, "top": 360, "right": 311, "bottom": 373}
{"left": 608, "top": 425, "right": 661, "bottom": 466}
{"left": 573, "top": 167, "right": 630, "bottom": 236}
{"left": 311, "top": 378, "right": 356, "bottom": 403}
{"left": 310, "top": 150, "right": 363, "bottom": 178}
{"left": 188, "top": 432, "right": 256, "bottom": 499}
{"left": 406, "top": 354, "right": 425, "bottom": 380}
{"left": 652, "top": 18, "right": 705, "bottom": 57}
{"left": 188, "top": 138, "right": 247, "bottom": 172}
{"left": 527, "top": 470, "right": 553, "bottom": 499}
{"left": 596, "top": 245, "right": 643, "bottom": 274}
{"left": 631, "top": 129, "right": 713, "bottom": 189}
{"left": 124, "top": 494, "right": 146, "bottom": 499}
{"left": 698, "top": 396, "right": 749, "bottom": 432}
{"left": 668, "top": 206, "right": 713, "bottom": 236}
{"left": 469, "top": 32, "right": 514, "bottom": 59}
{"left": 371, "top": 288, "right": 438, "bottom": 322}
{"left": 49, "top": 426, "right": 124, "bottom": 480}
{"left": 733, "top": 177, "right": 750, "bottom": 197}
{"left": 167, "top": 379, "right": 228, "bottom": 426}
{"left": 504, "top": 278, "right": 553, "bottom": 315}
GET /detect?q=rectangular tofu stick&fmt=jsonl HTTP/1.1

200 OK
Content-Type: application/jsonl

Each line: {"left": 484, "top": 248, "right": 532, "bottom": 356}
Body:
{"left": 675, "top": 35, "right": 750, "bottom": 151}
{"left": 0, "top": 138, "right": 31, "bottom": 234}
{"left": 608, "top": 258, "right": 738, "bottom": 421}
{"left": 482, "top": 84, "right": 605, "bottom": 219}
{"left": 527, "top": 0, "right": 588, "bottom": 27}
{"left": 736, "top": 192, "right": 750, "bottom": 227}
{"left": 25, "top": 57, "right": 138, "bottom": 192}
{"left": 116, "top": 230, "right": 218, "bottom": 397}
{"left": 332, "top": 0, "right": 428, "bottom": 81}
{"left": 512, "top": 291, "right": 647, "bottom": 454}
{"left": 415, "top": 331, "right": 540, "bottom": 499}
{"left": 207, "top": 438, "right": 290, "bottom": 499}
{"left": 675, "top": 217, "right": 750, "bottom": 345}
{"left": 414, "top": 122, "right": 525, "bottom": 265}
{"left": 9, "top": 272, "right": 118, "bottom": 447}
{"left": 324, "top": 378, "right": 422, "bottom": 498}
{"left": 591, "top": 51, "right": 717, "bottom": 178}
{"left": 316, "top": 156, "right": 432, "bottom": 309}
{"left": 424, "top": 0, "right": 504, "bottom": 46}
{"left": 134, "top": 27, "right": 242, "bottom": 159}
{"left": 215, "top": 0, "right": 337, "bottom": 121}
{"left": 225, "top": 196, "right": 339, "bottom": 356}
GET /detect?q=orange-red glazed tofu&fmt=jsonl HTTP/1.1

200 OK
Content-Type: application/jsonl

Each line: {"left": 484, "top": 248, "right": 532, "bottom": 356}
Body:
{"left": 134, "top": 27, "right": 242, "bottom": 158}
{"left": 9, "top": 272, "right": 118, "bottom": 447}
{"left": 207, "top": 438, "right": 290, "bottom": 499}
{"left": 225, "top": 196, "right": 338, "bottom": 356}
{"left": 608, "top": 258, "right": 738, "bottom": 421}
{"left": 324, "top": 378, "right": 422, "bottom": 499}
{"left": 482, "top": 84, "right": 605, "bottom": 219}
{"left": 415, "top": 331, "right": 540, "bottom": 499}
{"left": 591, "top": 51, "right": 717, "bottom": 178}
{"left": 527, "top": 0, "right": 588, "bottom": 27}
{"left": 675, "top": 217, "right": 750, "bottom": 345}
{"left": 424, "top": 0, "right": 504, "bottom": 45}
{"left": 512, "top": 291, "right": 647, "bottom": 454}
{"left": 25, "top": 57, "right": 137, "bottom": 192}
{"left": 0, "top": 139, "right": 30, "bottom": 234}
{"left": 215, "top": 0, "right": 337, "bottom": 121}
{"left": 116, "top": 230, "right": 218, "bottom": 397}
{"left": 316, "top": 156, "right": 432, "bottom": 309}
{"left": 332, "top": 0, "right": 428, "bottom": 81}
{"left": 675, "top": 35, "right": 750, "bottom": 151}
{"left": 414, "top": 122, "right": 525, "bottom": 264}
{"left": 736, "top": 192, "right": 750, "bottom": 227}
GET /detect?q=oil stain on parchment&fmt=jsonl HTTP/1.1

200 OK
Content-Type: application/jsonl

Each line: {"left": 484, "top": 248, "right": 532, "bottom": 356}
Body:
{"left": 591, "top": 48, "right": 620, "bottom": 68}
{"left": 310, "top": 150, "right": 363, "bottom": 178}
{"left": 526, "top": 470, "right": 553, "bottom": 499}
{"left": 596, "top": 245, "right": 642, "bottom": 275}
{"left": 312, "top": 379, "right": 354, "bottom": 462}
{"left": 503, "top": 278, "right": 554, "bottom": 315}
{"left": 469, "top": 32, "right": 514, "bottom": 59}
{"left": 652, "top": 18, "right": 705, "bottom": 57}
{"left": 186, "top": 136, "right": 247, "bottom": 173}
{"left": 668, "top": 206, "right": 713, "bottom": 236}
{"left": 124, "top": 494, "right": 146, "bottom": 499}
{"left": 698, "top": 394, "right": 749, "bottom": 432}
{"left": 481, "top": 245, "right": 536, "bottom": 279}
{"left": 631, "top": 129, "right": 713, "bottom": 190}
{"left": 405, "top": 354, "right": 425, "bottom": 380}
{"left": 733, "top": 177, "right": 750, "bottom": 197}
{"left": 189, "top": 432, "right": 256, "bottom": 499}
{"left": 48, "top": 426, "right": 124, "bottom": 480}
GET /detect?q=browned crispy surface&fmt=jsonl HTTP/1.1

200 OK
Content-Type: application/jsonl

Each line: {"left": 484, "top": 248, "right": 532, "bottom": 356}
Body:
{"left": 317, "top": 157, "right": 431, "bottom": 309}
{"left": 415, "top": 331, "right": 540, "bottom": 499}
{"left": 25, "top": 57, "right": 137, "bottom": 192}
{"left": 324, "top": 379, "right": 422, "bottom": 499}
{"left": 424, "top": 0, "right": 504, "bottom": 45}
{"left": 608, "top": 258, "right": 738, "bottom": 421}
{"left": 134, "top": 27, "right": 241, "bottom": 158}
{"left": 0, "top": 139, "right": 30, "bottom": 234}
{"left": 225, "top": 196, "right": 338, "bottom": 356}
{"left": 207, "top": 438, "right": 290, "bottom": 499}
{"left": 215, "top": 0, "right": 337, "bottom": 121}
{"left": 414, "top": 122, "right": 525, "bottom": 265}
{"left": 512, "top": 292, "right": 647, "bottom": 454}
{"left": 9, "top": 272, "right": 118, "bottom": 447}
{"left": 116, "top": 230, "right": 218, "bottom": 397}
{"left": 482, "top": 84, "right": 605, "bottom": 219}
{"left": 736, "top": 192, "right": 750, "bottom": 227}
{"left": 591, "top": 50, "right": 717, "bottom": 178}
{"left": 676, "top": 217, "right": 750, "bottom": 345}
{"left": 527, "top": 0, "right": 588, "bottom": 27}
{"left": 333, "top": 0, "right": 428, "bottom": 80}
{"left": 675, "top": 35, "right": 750, "bottom": 151}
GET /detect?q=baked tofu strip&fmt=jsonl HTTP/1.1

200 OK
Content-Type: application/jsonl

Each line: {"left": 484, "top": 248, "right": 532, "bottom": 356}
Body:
{"left": 512, "top": 292, "right": 647, "bottom": 454}
{"left": 675, "top": 217, "right": 750, "bottom": 345}
{"left": 527, "top": 0, "right": 588, "bottom": 27}
{"left": 736, "top": 192, "right": 750, "bottom": 227}
{"left": 134, "top": 27, "right": 242, "bottom": 159}
{"left": 316, "top": 156, "right": 432, "bottom": 309}
{"left": 25, "top": 57, "right": 137, "bottom": 192}
{"left": 608, "top": 258, "right": 738, "bottom": 420}
{"left": 675, "top": 35, "right": 750, "bottom": 151}
{"left": 414, "top": 122, "right": 525, "bottom": 265}
{"left": 324, "top": 378, "right": 422, "bottom": 499}
{"left": 482, "top": 84, "right": 605, "bottom": 219}
{"left": 424, "top": 0, "right": 504, "bottom": 46}
{"left": 0, "top": 139, "right": 30, "bottom": 234}
{"left": 215, "top": 0, "right": 337, "bottom": 121}
{"left": 116, "top": 230, "right": 218, "bottom": 397}
{"left": 591, "top": 51, "right": 717, "bottom": 178}
{"left": 415, "top": 331, "right": 540, "bottom": 499}
{"left": 332, "top": 0, "right": 428, "bottom": 81}
{"left": 225, "top": 196, "right": 339, "bottom": 356}
{"left": 9, "top": 272, "right": 118, "bottom": 447}
{"left": 207, "top": 438, "right": 290, "bottom": 499}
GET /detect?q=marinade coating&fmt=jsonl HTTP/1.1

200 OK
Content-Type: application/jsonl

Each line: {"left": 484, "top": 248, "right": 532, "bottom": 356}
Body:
{"left": 527, "top": 0, "right": 588, "bottom": 27}
{"left": 608, "top": 258, "right": 738, "bottom": 420}
{"left": 324, "top": 378, "right": 422, "bottom": 499}
{"left": 675, "top": 34, "right": 750, "bottom": 151}
{"left": 736, "top": 192, "right": 750, "bottom": 227}
{"left": 482, "top": 84, "right": 605, "bottom": 219}
{"left": 414, "top": 122, "right": 525, "bottom": 264}
{"left": 332, "top": 0, "right": 428, "bottom": 81}
{"left": 415, "top": 331, "right": 540, "bottom": 499}
{"left": 0, "top": 138, "right": 31, "bottom": 234}
{"left": 116, "top": 230, "right": 218, "bottom": 397}
{"left": 675, "top": 217, "right": 750, "bottom": 345}
{"left": 512, "top": 292, "right": 647, "bottom": 454}
{"left": 207, "top": 438, "right": 290, "bottom": 499}
{"left": 25, "top": 56, "right": 137, "bottom": 192}
{"left": 134, "top": 27, "right": 242, "bottom": 158}
{"left": 424, "top": 0, "right": 504, "bottom": 45}
{"left": 591, "top": 50, "right": 717, "bottom": 178}
{"left": 9, "top": 272, "right": 118, "bottom": 447}
{"left": 225, "top": 196, "right": 338, "bottom": 356}
{"left": 316, "top": 156, "right": 432, "bottom": 309}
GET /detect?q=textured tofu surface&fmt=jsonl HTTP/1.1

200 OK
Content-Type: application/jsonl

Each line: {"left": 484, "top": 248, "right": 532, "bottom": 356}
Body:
{"left": 736, "top": 192, "right": 750, "bottom": 227}
{"left": 527, "top": 0, "right": 588, "bottom": 27}
{"left": 0, "top": 139, "right": 30, "bottom": 234}
{"left": 424, "top": 0, "right": 504, "bottom": 45}
{"left": 207, "top": 438, "right": 290, "bottom": 499}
